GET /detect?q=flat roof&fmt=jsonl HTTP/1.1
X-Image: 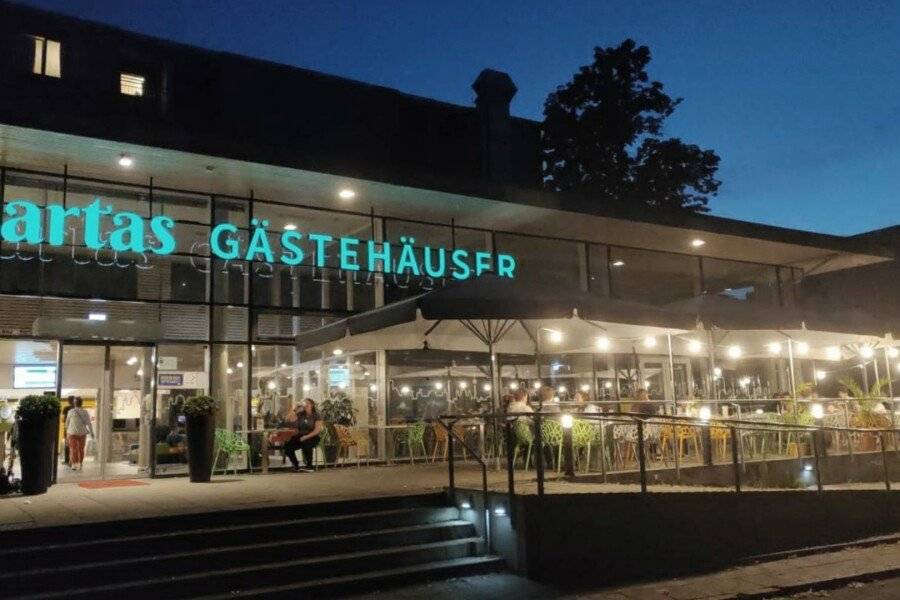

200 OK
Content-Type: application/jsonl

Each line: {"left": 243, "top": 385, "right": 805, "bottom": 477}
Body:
{"left": 0, "top": 125, "right": 890, "bottom": 275}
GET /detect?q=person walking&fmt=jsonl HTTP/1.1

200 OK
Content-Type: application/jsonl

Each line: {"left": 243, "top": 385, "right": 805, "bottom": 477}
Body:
{"left": 65, "top": 397, "right": 93, "bottom": 471}
{"left": 61, "top": 396, "right": 75, "bottom": 467}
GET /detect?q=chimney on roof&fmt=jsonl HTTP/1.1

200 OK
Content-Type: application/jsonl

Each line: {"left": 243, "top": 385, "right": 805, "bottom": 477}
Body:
{"left": 472, "top": 69, "right": 518, "bottom": 185}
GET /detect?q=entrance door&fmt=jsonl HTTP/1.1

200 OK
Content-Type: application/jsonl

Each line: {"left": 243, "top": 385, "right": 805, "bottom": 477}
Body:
{"left": 58, "top": 343, "right": 155, "bottom": 482}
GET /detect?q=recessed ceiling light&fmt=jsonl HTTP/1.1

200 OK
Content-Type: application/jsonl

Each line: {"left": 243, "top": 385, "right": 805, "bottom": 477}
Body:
{"left": 88, "top": 312, "right": 107, "bottom": 321}
{"left": 118, "top": 154, "right": 133, "bottom": 168}
{"left": 284, "top": 223, "right": 297, "bottom": 231}
{"left": 338, "top": 189, "right": 355, "bottom": 200}
{"left": 611, "top": 260, "right": 625, "bottom": 267}
{"left": 691, "top": 239, "right": 706, "bottom": 248}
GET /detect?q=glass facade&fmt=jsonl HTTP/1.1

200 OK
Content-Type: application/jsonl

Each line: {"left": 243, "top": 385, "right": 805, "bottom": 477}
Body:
{"left": 2, "top": 164, "right": 855, "bottom": 479}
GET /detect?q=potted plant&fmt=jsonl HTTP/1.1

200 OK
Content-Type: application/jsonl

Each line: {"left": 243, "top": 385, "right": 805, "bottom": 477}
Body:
{"left": 181, "top": 395, "right": 218, "bottom": 482}
{"left": 319, "top": 395, "right": 357, "bottom": 464}
{"left": 16, "top": 395, "right": 60, "bottom": 495}
{"left": 842, "top": 378, "right": 892, "bottom": 451}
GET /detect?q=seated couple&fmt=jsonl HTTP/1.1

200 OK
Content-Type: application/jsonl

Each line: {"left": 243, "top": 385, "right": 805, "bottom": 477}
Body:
{"left": 282, "top": 398, "right": 324, "bottom": 472}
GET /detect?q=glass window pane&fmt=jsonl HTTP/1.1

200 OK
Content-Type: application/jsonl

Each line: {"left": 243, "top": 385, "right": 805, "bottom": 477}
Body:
{"left": 702, "top": 258, "right": 780, "bottom": 306}
{"left": 211, "top": 344, "right": 247, "bottom": 434}
{"left": 609, "top": 247, "right": 701, "bottom": 305}
{"left": 45, "top": 39, "right": 61, "bottom": 77}
{"left": 495, "top": 233, "right": 582, "bottom": 289}
{"left": 154, "top": 344, "right": 209, "bottom": 476}
{"left": 32, "top": 36, "right": 44, "bottom": 74}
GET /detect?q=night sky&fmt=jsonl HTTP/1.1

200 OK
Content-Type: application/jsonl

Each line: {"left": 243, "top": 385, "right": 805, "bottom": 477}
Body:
{"left": 19, "top": 0, "right": 900, "bottom": 235}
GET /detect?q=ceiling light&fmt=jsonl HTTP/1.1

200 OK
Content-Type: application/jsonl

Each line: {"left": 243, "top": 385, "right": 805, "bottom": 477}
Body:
{"left": 338, "top": 188, "right": 355, "bottom": 200}
{"left": 88, "top": 312, "right": 107, "bottom": 321}
{"left": 580, "top": 384, "right": 591, "bottom": 392}
{"left": 302, "top": 383, "right": 311, "bottom": 392}
{"left": 603, "top": 381, "right": 612, "bottom": 389}
{"left": 369, "top": 383, "right": 377, "bottom": 392}
{"left": 332, "top": 348, "right": 343, "bottom": 356}
{"left": 643, "top": 336, "right": 657, "bottom": 349}
{"left": 698, "top": 406, "right": 711, "bottom": 421}
{"left": 611, "top": 260, "right": 625, "bottom": 267}
{"left": 690, "top": 239, "right": 706, "bottom": 248}
{"left": 434, "top": 381, "right": 443, "bottom": 390}
{"left": 596, "top": 336, "right": 611, "bottom": 351}
{"left": 226, "top": 367, "right": 234, "bottom": 375}
{"left": 547, "top": 329, "right": 563, "bottom": 343}
{"left": 482, "top": 383, "right": 492, "bottom": 392}
{"left": 284, "top": 223, "right": 297, "bottom": 231}
{"left": 713, "top": 367, "right": 722, "bottom": 377}
{"left": 767, "top": 342, "right": 782, "bottom": 355}
{"left": 825, "top": 346, "right": 842, "bottom": 361}
{"left": 533, "top": 381, "right": 542, "bottom": 390}
{"left": 860, "top": 345, "right": 874, "bottom": 359}
{"left": 281, "top": 363, "right": 288, "bottom": 368}
{"left": 236, "top": 361, "right": 244, "bottom": 368}
{"left": 815, "top": 370, "right": 827, "bottom": 381}
{"left": 687, "top": 339, "right": 703, "bottom": 354}
{"left": 136, "top": 368, "right": 144, "bottom": 377}
{"left": 888, "top": 347, "right": 899, "bottom": 359}
{"left": 118, "top": 154, "right": 133, "bottom": 168}
{"left": 267, "top": 381, "right": 276, "bottom": 390}
{"left": 400, "top": 385, "right": 411, "bottom": 395}
{"left": 557, "top": 385, "right": 567, "bottom": 394}
{"left": 727, "top": 345, "right": 742, "bottom": 359}
{"left": 509, "top": 382, "right": 519, "bottom": 390}
{"left": 458, "top": 381, "right": 468, "bottom": 389}
{"left": 126, "top": 356, "right": 138, "bottom": 366}
{"left": 795, "top": 342, "right": 810, "bottom": 355}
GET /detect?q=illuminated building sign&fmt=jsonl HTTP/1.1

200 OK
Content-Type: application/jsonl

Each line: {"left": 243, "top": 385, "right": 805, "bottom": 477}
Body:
{"left": 0, "top": 198, "right": 517, "bottom": 280}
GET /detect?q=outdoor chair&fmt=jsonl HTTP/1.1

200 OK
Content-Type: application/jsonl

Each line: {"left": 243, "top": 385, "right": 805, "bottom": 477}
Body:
{"left": 710, "top": 425, "right": 731, "bottom": 461}
{"left": 212, "top": 428, "right": 253, "bottom": 477}
{"left": 333, "top": 424, "right": 363, "bottom": 468}
{"left": 571, "top": 419, "right": 597, "bottom": 472}
{"left": 430, "top": 422, "right": 470, "bottom": 463}
{"left": 536, "top": 419, "right": 564, "bottom": 472}
{"left": 660, "top": 424, "right": 701, "bottom": 464}
{"left": 510, "top": 418, "right": 534, "bottom": 469}
{"left": 395, "top": 421, "right": 427, "bottom": 464}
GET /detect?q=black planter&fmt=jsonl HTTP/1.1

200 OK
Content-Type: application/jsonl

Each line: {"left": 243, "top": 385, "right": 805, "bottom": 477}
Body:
{"left": 18, "top": 415, "right": 57, "bottom": 495}
{"left": 185, "top": 413, "right": 216, "bottom": 483}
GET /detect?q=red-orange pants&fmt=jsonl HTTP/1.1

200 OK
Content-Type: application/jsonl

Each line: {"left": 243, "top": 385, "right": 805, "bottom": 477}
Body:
{"left": 67, "top": 434, "right": 87, "bottom": 465}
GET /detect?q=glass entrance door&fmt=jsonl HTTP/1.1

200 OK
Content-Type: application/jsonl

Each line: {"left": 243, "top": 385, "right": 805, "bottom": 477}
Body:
{"left": 58, "top": 343, "right": 155, "bottom": 482}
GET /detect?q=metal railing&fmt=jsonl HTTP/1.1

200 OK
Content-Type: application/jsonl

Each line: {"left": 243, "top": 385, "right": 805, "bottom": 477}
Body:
{"left": 438, "top": 410, "right": 899, "bottom": 502}
{"left": 438, "top": 417, "right": 491, "bottom": 551}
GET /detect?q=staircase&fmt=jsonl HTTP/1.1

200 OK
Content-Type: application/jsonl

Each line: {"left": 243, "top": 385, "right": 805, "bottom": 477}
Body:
{"left": 0, "top": 493, "right": 503, "bottom": 598}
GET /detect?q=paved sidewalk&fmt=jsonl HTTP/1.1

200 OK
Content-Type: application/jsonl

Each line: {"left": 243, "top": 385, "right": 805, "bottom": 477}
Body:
{"left": 348, "top": 541, "right": 900, "bottom": 600}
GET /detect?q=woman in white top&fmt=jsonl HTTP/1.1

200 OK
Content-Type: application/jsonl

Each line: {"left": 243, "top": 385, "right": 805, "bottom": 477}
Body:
{"left": 65, "top": 397, "right": 94, "bottom": 470}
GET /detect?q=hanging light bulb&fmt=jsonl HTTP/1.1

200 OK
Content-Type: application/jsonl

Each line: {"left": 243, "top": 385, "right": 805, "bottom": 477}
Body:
{"left": 727, "top": 345, "right": 742, "bottom": 359}
{"left": 766, "top": 342, "right": 782, "bottom": 355}
{"left": 400, "top": 385, "right": 411, "bottom": 395}
{"left": 888, "top": 347, "right": 899, "bottom": 359}
{"left": 302, "top": 383, "right": 311, "bottom": 392}
{"left": 509, "top": 382, "right": 519, "bottom": 390}
{"left": 643, "top": 336, "right": 657, "bottom": 349}
{"left": 369, "top": 383, "right": 377, "bottom": 392}
{"left": 548, "top": 329, "right": 563, "bottom": 344}
{"left": 458, "top": 381, "right": 468, "bottom": 389}
{"left": 825, "top": 346, "right": 842, "bottom": 361}
{"left": 557, "top": 385, "right": 567, "bottom": 394}
{"left": 860, "top": 345, "right": 874, "bottom": 359}
{"left": 434, "top": 381, "right": 443, "bottom": 390}
{"left": 796, "top": 342, "right": 810, "bottom": 355}
{"left": 580, "top": 384, "right": 591, "bottom": 392}
{"left": 482, "top": 383, "right": 492, "bottom": 392}
{"left": 596, "top": 336, "right": 611, "bottom": 351}
{"left": 815, "top": 370, "right": 827, "bottom": 381}
{"left": 603, "top": 381, "right": 612, "bottom": 389}
{"left": 533, "top": 381, "right": 542, "bottom": 390}
{"left": 687, "top": 339, "right": 703, "bottom": 354}
{"left": 267, "top": 381, "right": 276, "bottom": 390}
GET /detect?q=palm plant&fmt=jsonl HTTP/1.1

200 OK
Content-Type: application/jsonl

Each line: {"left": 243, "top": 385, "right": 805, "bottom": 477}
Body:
{"left": 840, "top": 377, "right": 892, "bottom": 428}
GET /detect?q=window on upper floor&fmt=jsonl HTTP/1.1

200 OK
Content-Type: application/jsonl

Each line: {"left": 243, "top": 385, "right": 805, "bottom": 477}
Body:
{"left": 120, "top": 72, "right": 145, "bottom": 96}
{"left": 32, "top": 35, "right": 61, "bottom": 78}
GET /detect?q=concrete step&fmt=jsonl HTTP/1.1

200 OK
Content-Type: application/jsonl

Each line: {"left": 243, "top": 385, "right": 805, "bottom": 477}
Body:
{"left": 198, "top": 555, "right": 507, "bottom": 598}
{"left": 1, "top": 492, "right": 448, "bottom": 546}
{"left": 5, "top": 520, "right": 478, "bottom": 593}
{"left": 14, "top": 538, "right": 488, "bottom": 599}
{"left": 0, "top": 506, "right": 461, "bottom": 571}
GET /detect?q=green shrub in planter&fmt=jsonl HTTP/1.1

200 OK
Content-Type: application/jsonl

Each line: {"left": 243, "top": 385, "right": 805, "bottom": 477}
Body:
{"left": 17, "top": 395, "right": 61, "bottom": 495}
{"left": 181, "top": 395, "right": 219, "bottom": 482}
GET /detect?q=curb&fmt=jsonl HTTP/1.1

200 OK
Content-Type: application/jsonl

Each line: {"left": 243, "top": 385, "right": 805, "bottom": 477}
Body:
{"left": 731, "top": 567, "right": 900, "bottom": 599}
{"left": 740, "top": 534, "right": 900, "bottom": 565}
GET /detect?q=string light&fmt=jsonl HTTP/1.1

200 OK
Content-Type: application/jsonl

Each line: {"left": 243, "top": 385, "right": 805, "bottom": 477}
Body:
{"left": 400, "top": 385, "right": 411, "bottom": 395}
{"left": 557, "top": 385, "right": 567, "bottom": 394}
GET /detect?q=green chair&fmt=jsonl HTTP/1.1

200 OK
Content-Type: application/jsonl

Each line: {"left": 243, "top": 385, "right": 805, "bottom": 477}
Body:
{"left": 395, "top": 421, "right": 427, "bottom": 464}
{"left": 537, "top": 419, "right": 564, "bottom": 472}
{"left": 510, "top": 419, "right": 534, "bottom": 469}
{"left": 571, "top": 419, "right": 597, "bottom": 472}
{"left": 212, "top": 428, "right": 253, "bottom": 477}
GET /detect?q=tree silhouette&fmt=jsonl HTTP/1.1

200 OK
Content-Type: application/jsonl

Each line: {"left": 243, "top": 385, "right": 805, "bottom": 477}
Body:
{"left": 542, "top": 40, "right": 720, "bottom": 212}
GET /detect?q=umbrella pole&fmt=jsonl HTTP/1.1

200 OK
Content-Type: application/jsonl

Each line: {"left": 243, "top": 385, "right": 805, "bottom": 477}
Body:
{"left": 787, "top": 339, "right": 798, "bottom": 417}
{"left": 489, "top": 341, "right": 501, "bottom": 470}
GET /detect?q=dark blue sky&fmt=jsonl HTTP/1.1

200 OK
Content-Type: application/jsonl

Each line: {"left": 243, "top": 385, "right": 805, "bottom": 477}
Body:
{"left": 21, "top": 0, "right": 900, "bottom": 235}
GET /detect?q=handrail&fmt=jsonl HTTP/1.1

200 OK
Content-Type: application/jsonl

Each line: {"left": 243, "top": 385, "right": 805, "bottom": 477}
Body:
{"left": 438, "top": 417, "right": 491, "bottom": 552}
{"left": 439, "top": 410, "right": 898, "bottom": 497}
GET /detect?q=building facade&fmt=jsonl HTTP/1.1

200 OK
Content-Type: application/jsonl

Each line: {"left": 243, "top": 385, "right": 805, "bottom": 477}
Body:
{"left": 0, "top": 3, "right": 894, "bottom": 481}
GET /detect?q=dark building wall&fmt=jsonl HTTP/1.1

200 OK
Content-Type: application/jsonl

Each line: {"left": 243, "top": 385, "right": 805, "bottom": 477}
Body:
{"left": 0, "top": 2, "right": 541, "bottom": 193}
{"left": 798, "top": 227, "right": 900, "bottom": 333}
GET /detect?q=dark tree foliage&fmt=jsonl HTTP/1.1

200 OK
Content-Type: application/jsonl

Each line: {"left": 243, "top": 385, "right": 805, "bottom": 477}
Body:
{"left": 542, "top": 39, "right": 720, "bottom": 212}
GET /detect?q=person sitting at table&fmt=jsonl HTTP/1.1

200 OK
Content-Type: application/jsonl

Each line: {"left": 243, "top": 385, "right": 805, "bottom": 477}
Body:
{"left": 165, "top": 426, "right": 186, "bottom": 447}
{"left": 505, "top": 389, "right": 533, "bottom": 420}
{"left": 284, "top": 398, "right": 324, "bottom": 472}
{"left": 631, "top": 388, "right": 658, "bottom": 415}
{"left": 574, "top": 390, "right": 600, "bottom": 414}
{"left": 538, "top": 386, "right": 559, "bottom": 412}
